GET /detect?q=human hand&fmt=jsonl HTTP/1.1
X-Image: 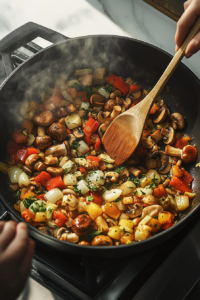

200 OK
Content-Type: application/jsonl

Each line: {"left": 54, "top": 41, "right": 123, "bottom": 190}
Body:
{"left": 0, "top": 221, "right": 35, "bottom": 300}
{"left": 175, "top": 0, "right": 200, "bottom": 58}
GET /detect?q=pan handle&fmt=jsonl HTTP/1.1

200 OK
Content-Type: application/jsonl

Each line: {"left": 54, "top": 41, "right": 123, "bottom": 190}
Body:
{"left": 0, "top": 22, "right": 69, "bottom": 78}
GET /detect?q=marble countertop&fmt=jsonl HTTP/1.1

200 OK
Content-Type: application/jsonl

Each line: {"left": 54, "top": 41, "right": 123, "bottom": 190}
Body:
{"left": 0, "top": 0, "right": 199, "bottom": 299}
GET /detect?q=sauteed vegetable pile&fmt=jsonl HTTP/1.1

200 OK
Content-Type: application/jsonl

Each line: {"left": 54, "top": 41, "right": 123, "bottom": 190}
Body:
{"left": 0, "top": 68, "right": 197, "bottom": 246}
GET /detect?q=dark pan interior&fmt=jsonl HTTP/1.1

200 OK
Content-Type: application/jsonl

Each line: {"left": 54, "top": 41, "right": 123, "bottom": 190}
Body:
{"left": 0, "top": 36, "right": 200, "bottom": 257}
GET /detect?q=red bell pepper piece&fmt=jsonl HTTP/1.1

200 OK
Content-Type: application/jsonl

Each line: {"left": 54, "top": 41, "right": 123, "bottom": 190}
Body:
{"left": 90, "top": 192, "right": 104, "bottom": 205}
{"left": 182, "top": 170, "right": 193, "bottom": 185}
{"left": 34, "top": 171, "right": 52, "bottom": 186}
{"left": 86, "top": 156, "right": 100, "bottom": 163}
{"left": 84, "top": 133, "right": 93, "bottom": 146}
{"left": 6, "top": 140, "right": 21, "bottom": 155}
{"left": 21, "top": 209, "right": 35, "bottom": 223}
{"left": 46, "top": 176, "right": 65, "bottom": 191}
{"left": 79, "top": 166, "right": 87, "bottom": 176}
{"left": 11, "top": 129, "right": 28, "bottom": 144}
{"left": 153, "top": 184, "right": 167, "bottom": 198}
{"left": 27, "top": 148, "right": 39, "bottom": 156}
{"left": 53, "top": 210, "right": 68, "bottom": 227}
{"left": 14, "top": 149, "right": 28, "bottom": 164}
{"left": 84, "top": 117, "right": 100, "bottom": 136}
{"left": 67, "top": 129, "right": 72, "bottom": 134}
{"left": 129, "top": 84, "right": 141, "bottom": 93}
{"left": 174, "top": 136, "right": 191, "bottom": 149}
{"left": 77, "top": 91, "right": 89, "bottom": 102}
{"left": 94, "top": 136, "right": 101, "bottom": 152}
{"left": 106, "top": 74, "right": 130, "bottom": 96}
{"left": 36, "top": 194, "right": 46, "bottom": 200}
{"left": 169, "top": 176, "right": 192, "bottom": 194}
{"left": 161, "top": 220, "right": 173, "bottom": 230}
{"left": 130, "top": 98, "right": 142, "bottom": 108}
{"left": 150, "top": 103, "right": 159, "bottom": 114}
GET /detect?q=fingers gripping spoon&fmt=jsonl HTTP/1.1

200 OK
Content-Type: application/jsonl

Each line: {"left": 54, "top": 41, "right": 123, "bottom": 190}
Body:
{"left": 102, "top": 17, "right": 200, "bottom": 166}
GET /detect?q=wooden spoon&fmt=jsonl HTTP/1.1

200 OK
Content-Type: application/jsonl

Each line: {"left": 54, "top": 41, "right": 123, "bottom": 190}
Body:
{"left": 102, "top": 17, "right": 200, "bottom": 166}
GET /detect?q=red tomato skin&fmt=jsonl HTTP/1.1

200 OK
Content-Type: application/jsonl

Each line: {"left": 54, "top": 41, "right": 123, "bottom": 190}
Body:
{"left": 14, "top": 149, "right": 28, "bottom": 164}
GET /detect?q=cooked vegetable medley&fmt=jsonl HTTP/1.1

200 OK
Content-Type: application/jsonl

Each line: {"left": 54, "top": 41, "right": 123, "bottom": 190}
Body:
{"left": 1, "top": 68, "right": 198, "bottom": 246}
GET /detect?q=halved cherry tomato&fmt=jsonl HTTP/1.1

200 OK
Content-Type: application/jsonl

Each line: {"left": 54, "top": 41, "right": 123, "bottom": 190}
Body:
{"left": 46, "top": 176, "right": 65, "bottom": 191}
{"left": 21, "top": 209, "right": 35, "bottom": 223}
{"left": 90, "top": 192, "right": 104, "bottom": 205}
{"left": 34, "top": 171, "right": 52, "bottom": 186}
{"left": 14, "top": 149, "right": 28, "bottom": 164}
{"left": 27, "top": 148, "right": 39, "bottom": 155}
{"left": 6, "top": 140, "right": 21, "bottom": 155}
{"left": 53, "top": 210, "right": 68, "bottom": 227}
{"left": 11, "top": 129, "right": 28, "bottom": 144}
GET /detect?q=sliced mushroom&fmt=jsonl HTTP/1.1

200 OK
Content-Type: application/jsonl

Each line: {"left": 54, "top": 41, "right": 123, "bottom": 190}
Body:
{"left": 151, "top": 130, "right": 163, "bottom": 144}
{"left": 142, "top": 205, "right": 163, "bottom": 218}
{"left": 159, "top": 162, "right": 171, "bottom": 174}
{"left": 38, "top": 226, "right": 54, "bottom": 236}
{"left": 66, "top": 133, "right": 77, "bottom": 146}
{"left": 126, "top": 203, "right": 143, "bottom": 218}
{"left": 57, "top": 227, "right": 70, "bottom": 241}
{"left": 115, "top": 97, "right": 123, "bottom": 106}
{"left": 122, "top": 98, "right": 131, "bottom": 111}
{"left": 34, "top": 136, "right": 52, "bottom": 150}
{"left": 90, "top": 94, "right": 105, "bottom": 106}
{"left": 145, "top": 158, "right": 157, "bottom": 169}
{"left": 171, "top": 113, "right": 185, "bottom": 130}
{"left": 161, "top": 126, "right": 175, "bottom": 145}
{"left": 165, "top": 145, "right": 197, "bottom": 163}
{"left": 25, "top": 154, "right": 40, "bottom": 170}
{"left": 44, "top": 155, "right": 58, "bottom": 165}
{"left": 33, "top": 110, "right": 54, "bottom": 127}
{"left": 49, "top": 122, "right": 67, "bottom": 142}
{"left": 23, "top": 166, "right": 32, "bottom": 175}
{"left": 97, "top": 111, "right": 112, "bottom": 124}
{"left": 151, "top": 151, "right": 168, "bottom": 169}
{"left": 33, "top": 161, "right": 46, "bottom": 172}
{"left": 142, "top": 138, "right": 154, "bottom": 149}
{"left": 45, "top": 143, "right": 67, "bottom": 157}
{"left": 131, "top": 90, "right": 141, "bottom": 99}
{"left": 142, "top": 195, "right": 160, "bottom": 205}
{"left": 110, "top": 106, "right": 121, "bottom": 119}
{"left": 105, "top": 172, "right": 119, "bottom": 182}
{"left": 46, "top": 167, "right": 64, "bottom": 176}
{"left": 129, "top": 166, "right": 142, "bottom": 177}
{"left": 110, "top": 90, "right": 121, "bottom": 99}
{"left": 98, "top": 123, "right": 109, "bottom": 138}
{"left": 66, "top": 104, "right": 77, "bottom": 114}
{"left": 72, "top": 127, "right": 84, "bottom": 139}
{"left": 104, "top": 99, "right": 116, "bottom": 111}
{"left": 153, "top": 107, "right": 168, "bottom": 124}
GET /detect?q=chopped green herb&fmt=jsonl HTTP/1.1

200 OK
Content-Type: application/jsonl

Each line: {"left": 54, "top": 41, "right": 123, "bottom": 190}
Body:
{"left": 87, "top": 196, "right": 94, "bottom": 202}
{"left": 134, "top": 190, "right": 138, "bottom": 195}
{"left": 140, "top": 190, "right": 146, "bottom": 195}
{"left": 80, "top": 230, "right": 103, "bottom": 241}
{"left": 114, "top": 197, "right": 121, "bottom": 202}
{"left": 22, "top": 131, "right": 27, "bottom": 136}
{"left": 72, "top": 82, "right": 82, "bottom": 91}
{"left": 104, "top": 84, "right": 113, "bottom": 93}
{"left": 115, "top": 165, "right": 126, "bottom": 174}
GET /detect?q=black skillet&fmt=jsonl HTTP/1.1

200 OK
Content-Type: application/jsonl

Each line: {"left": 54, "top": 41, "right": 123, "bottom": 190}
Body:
{"left": 0, "top": 22, "right": 200, "bottom": 258}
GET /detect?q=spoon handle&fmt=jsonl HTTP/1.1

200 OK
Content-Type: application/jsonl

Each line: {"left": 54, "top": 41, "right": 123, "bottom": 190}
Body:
{"left": 149, "top": 16, "right": 200, "bottom": 100}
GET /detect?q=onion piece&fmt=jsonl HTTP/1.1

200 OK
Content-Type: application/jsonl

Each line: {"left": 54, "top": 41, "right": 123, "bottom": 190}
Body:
{"left": 80, "top": 102, "right": 90, "bottom": 110}
{"left": 77, "top": 180, "right": 89, "bottom": 195}
{"left": 65, "top": 114, "right": 82, "bottom": 129}
{"left": 63, "top": 174, "right": 77, "bottom": 186}
{"left": 18, "top": 172, "right": 30, "bottom": 188}
{"left": 119, "top": 181, "right": 136, "bottom": 196}
{"left": 62, "top": 160, "right": 74, "bottom": 173}
{"left": 86, "top": 170, "right": 105, "bottom": 185}
{"left": 44, "top": 188, "right": 63, "bottom": 204}
{"left": 102, "top": 189, "right": 122, "bottom": 202}
{"left": 8, "top": 167, "right": 23, "bottom": 184}
{"left": 97, "top": 87, "right": 110, "bottom": 99}
{"left": 0, "top": 162, "right": 8, "bottom": 174}
{"left": 77, "top": 140, "right": 89, "bottom": 155}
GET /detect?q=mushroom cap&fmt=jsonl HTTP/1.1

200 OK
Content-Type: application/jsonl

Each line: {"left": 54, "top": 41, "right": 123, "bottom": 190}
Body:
{"left": 171, "top": 113, "right": 185, "bottom": 130}
{"left": 126, "top": 203, "right": 143, "bottom": 218}
{"left": 90, "top": 94, "right": 105, "bottom": 106}
{"left": 153, "top": 107, "right": 168, "bottom": 124}
{"left": 162, "top": 126, "right": 176, "bottom": 145}
{"left": 104, "top": 99, "right": 116, "bottom": 111}
{"left": 142, "top": 138, "right": 154, "bottom": 149}
{"left": 25, "top": 154, "right": 40, "bottom": 170}
{"left": 98, "top": 123, "right": 109, "bottom": 137}
{"left": 182, "top": 145, "right": 197, "bottom": 163}
{"left": 49, "top": 122, "right": 68, "bottom": 142}
{"left": 72, "top": 127, "right": 84, "bottom": 139}
{"left": 54, "top": 107, "right": 68, "bottom": 118}
{"left": 33, "top": 110, "right": 54, "bottom": 126}
{"left": 34, "top": 136, "right": 52, "bottom": 150}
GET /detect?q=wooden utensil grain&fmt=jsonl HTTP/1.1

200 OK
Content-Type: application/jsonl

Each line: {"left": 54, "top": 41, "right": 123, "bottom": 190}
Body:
{"left": 102, "top": 16, "right": 200, "bottom": 166}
